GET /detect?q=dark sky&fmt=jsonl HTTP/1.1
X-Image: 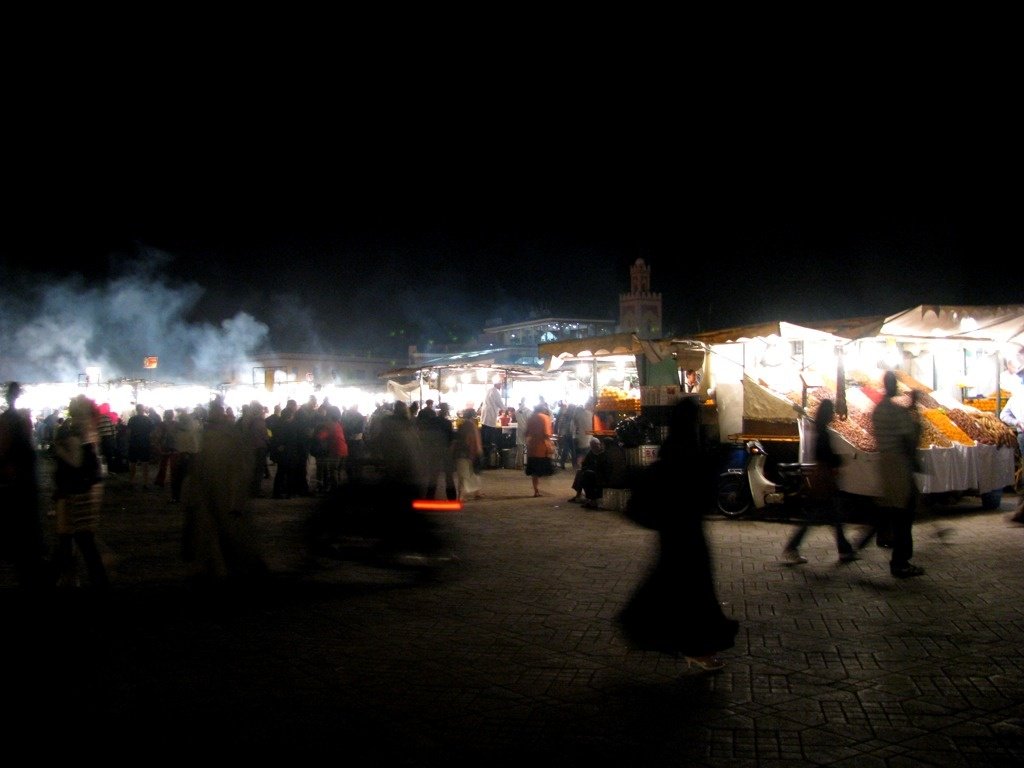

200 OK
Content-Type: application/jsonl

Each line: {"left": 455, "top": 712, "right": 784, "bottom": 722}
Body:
{"left": 2, "top": 38, "right": 1019, "bottom": 384}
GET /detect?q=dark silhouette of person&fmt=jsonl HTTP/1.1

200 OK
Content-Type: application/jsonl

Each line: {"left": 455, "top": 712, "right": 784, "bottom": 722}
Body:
{"left": 271, "top": 400, "right": 300, "bottom": 499}
{"left": 181, "top": 399, "right": 268, "bottom": 586}
{"left": 617, "top": 397, "right": 739, "bottom": 672}
{"left": 0, "top": 382, "right": 49, "bottom": 590}
{"left": 126, "top": 403, "right": 155, "bottom": 489}
{"left": 781, "top": 398, "right": 856, "bottom": 564}
{"left": 418, "top": 401, "right": 457, "bottom": 501}
{"left": 340, "top": 403, "right": 367, "bottom": 482}
{"left": 362, "top": 401, "right": 439, "bottom": 555}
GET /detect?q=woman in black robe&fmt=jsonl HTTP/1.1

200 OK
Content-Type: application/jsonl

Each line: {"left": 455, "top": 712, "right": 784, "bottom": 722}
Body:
{"left": 617, "top": 397, "right": 739, "bottom": 671}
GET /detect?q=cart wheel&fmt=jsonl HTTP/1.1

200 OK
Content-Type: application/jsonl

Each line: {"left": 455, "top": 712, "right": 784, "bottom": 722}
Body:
{"left": 717, "top": 474, "right": 750, "bottom": 518}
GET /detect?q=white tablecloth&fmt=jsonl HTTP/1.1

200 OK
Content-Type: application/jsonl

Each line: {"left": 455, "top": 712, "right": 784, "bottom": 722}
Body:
{"left": 834, "top": 438, "right": 1014, "bottom": 497}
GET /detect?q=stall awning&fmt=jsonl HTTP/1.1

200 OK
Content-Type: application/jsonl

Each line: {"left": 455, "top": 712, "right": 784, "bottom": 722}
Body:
{"left": 538, "top": 332, "right": 640, "bottom": 360}
{"left": 685, "top": 315, "right": 889, "bottom": 345}
{"left": 877, "top": 305, "right": 1024, "bottom": 344}
{"left": 379, "top": 361, "right": 548, "bottom": 380}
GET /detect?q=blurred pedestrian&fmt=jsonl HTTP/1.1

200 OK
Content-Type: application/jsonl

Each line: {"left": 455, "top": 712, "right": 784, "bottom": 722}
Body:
{"left": 515, "top": 398, "right": 531, "bottom": 470}
{"left": 856, "top": 372, "right": 925, "bottom": 578}
{"left": 524, "top": 402, "right": 555, "bottom": 497}
{"left": 0, "top": 382, "right": 49, "bottom": 590}
{"left": 181, "top": 400, "right": 267, "bottom": 586}
{"left": 453, "top": 408, "right": 484, "bottom": 501}
{"left": 420, "top": 402, "right": 457, "bottom": 500}
{"left": 126, "top": 403, "right": 155, "bottom": 489}
{"left": 555, "top": 402, "right": 575, "bottom": 470}
{"left": 169, "top": 408, "right": 201, "bottom": 504}
{"left": 340, "top": 403, "right": 367, "bottom": 482}
{"left": 617, "top": 397, "right": 739, "bottom": 672}
{"left": 151, "top": 409, "right": 177, "bottom": 489}
{"left": 51, "top": 395, "right": 109, "bottom": 590}
{"left": 781, "top": 398, "right": 856, "bottom": 565}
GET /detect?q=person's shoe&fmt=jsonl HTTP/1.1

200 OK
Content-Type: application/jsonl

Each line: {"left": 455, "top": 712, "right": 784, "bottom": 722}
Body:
{"left": 838, "top": 551, "right": 859, "bottom": 564}
{"left": 891, "top": 563, "right": 925, "bottom": 578}
{"left": 582, "top": 500, "right": 600, "bottom": 509}
{"left": 568, "top": 496, "right": 582, "bottom": 503}
{"left": 782, "top": 549, "right": 807, "bottom": 565}
{"left": 685, "top": 655, "right": 725, "bottom": 672}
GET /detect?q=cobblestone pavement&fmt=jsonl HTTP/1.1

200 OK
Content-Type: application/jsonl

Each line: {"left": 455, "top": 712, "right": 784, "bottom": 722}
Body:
{"left": 3, "top": 466, "right": 1023, "bottom": 765}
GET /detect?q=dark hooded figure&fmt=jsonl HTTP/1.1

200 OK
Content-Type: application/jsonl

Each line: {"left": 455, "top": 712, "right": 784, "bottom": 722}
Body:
{"left": 617, "top": 397, "right": 739, "bottom": 672}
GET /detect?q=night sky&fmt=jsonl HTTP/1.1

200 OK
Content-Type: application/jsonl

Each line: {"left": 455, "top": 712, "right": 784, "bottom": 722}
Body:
{"left": 3, "top": 40, "right": 1019, "bottom": 384}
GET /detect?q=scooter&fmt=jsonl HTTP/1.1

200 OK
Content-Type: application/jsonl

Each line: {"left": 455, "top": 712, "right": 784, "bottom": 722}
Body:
{"left": 304, "top": 477, "right": 461, "bottom": 579}
{"left": 716, "top": 439, "right": 811, "bottom": 518}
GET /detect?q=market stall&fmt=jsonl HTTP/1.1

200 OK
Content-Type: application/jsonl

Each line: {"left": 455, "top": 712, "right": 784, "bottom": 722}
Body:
{"left": 379, "top": 356, "right": 559, "bottom": 416}
{"left": 689, "top": 307, "right": 1023, "bottom": 503}
{"left": 539, "top": 333, "right": 712, "bottom": 462}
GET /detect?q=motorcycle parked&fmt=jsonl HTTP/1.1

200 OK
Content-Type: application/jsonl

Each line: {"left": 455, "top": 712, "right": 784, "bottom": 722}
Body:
{"left": 716, "top": 439, "right": 811, "bottom": 518}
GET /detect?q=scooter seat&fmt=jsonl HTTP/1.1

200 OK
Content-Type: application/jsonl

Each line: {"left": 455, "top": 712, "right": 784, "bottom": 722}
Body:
{"left": 775, "top": 462, "right": 807, "bottom": 473}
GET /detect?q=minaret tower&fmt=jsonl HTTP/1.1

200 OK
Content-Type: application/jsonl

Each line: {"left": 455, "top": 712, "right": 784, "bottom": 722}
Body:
{"left": 618, "top": 258, "right": 662, "bottom": 338}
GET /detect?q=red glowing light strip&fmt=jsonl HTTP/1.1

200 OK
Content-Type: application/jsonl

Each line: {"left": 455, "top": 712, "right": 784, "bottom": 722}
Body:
{"left": 412, "top": 500, "right": 464, "bottom": 512}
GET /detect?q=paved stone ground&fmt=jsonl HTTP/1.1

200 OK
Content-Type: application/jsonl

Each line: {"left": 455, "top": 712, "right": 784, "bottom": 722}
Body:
{"left": 3, "top": 464, "right": 1023, "bottom": 765}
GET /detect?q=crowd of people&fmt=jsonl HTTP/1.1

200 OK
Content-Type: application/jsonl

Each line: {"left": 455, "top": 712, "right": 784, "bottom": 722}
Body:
{"left": 3, "top": 377, "right": 1021, "bottom": 677}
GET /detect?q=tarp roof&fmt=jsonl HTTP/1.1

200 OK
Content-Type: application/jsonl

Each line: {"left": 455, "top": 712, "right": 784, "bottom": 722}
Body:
{"left": 684, "top": 316, "right": 890, "bottom": 345}
{"left": 538, "top": 333, "right": 707, "bottom": 371}
{"left": 537, "top": 332, "right": 639, "bottom": 359}
{"left": 379, "top": 347, "right": 548, "bottom": 380}
{"left": 877, "top": 305, "right": 1024, "bottom": 345}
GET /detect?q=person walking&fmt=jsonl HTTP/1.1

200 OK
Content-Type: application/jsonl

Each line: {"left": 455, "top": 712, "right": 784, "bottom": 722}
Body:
{"left": 169, "top": 408, "right": 201, "bottom": 504}
{"left": 181, "top": 400, "right": 268, "bottom": 586}
{"left": 524, "top": 402, "right": 555, "bottom": 497}
{"left": 51, "top": 395, "right": 109, "bottom": 590}
{"left": 616, "top": 397, "right": 739, "bottom": 672}
{"left": 555, "top": 402, "right": 576, "bottom": 470}
{"left": 340, "top": 404, "right": 367, "bottom": 482}
{"left": 126, "top": 403, "right": 155, "bottom": 489}
{"left": 857, "top": 372, "right": 926, "bottom": 578}
{"left": 151, "top": 409, "right": 177, "bottom": 489}
{"left": 453, "top": 408, "right": 484, "bottom": 501}
{"left": 420, "top": 402, "right": 457, "bottom": 501}
{"left": 781, "top": 398, "right": 856, "bottom": 565}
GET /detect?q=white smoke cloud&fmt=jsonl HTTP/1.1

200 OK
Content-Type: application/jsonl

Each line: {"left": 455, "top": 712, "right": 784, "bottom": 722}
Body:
{"left": 0, "top": 251, "right": 269, "bottom": 385}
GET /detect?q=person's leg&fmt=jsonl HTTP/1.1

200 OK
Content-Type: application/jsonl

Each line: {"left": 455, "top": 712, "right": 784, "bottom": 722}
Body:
{"left": 569, "top": 470, "right": 583, "bottom": 501}
{"left": 73, "top": 531, "right": 109, "bottom": 590}
{"left": 890, "top": 500, "right": 918, "bottom": 574}
{"left": 783, "top": 524, "right": 808, "bottom": 553}
{"left": 831, "top": 496, "right": 855, "bottom": 558}
{"left": 53, "top": 533, "right": 76, "bottom": 588}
